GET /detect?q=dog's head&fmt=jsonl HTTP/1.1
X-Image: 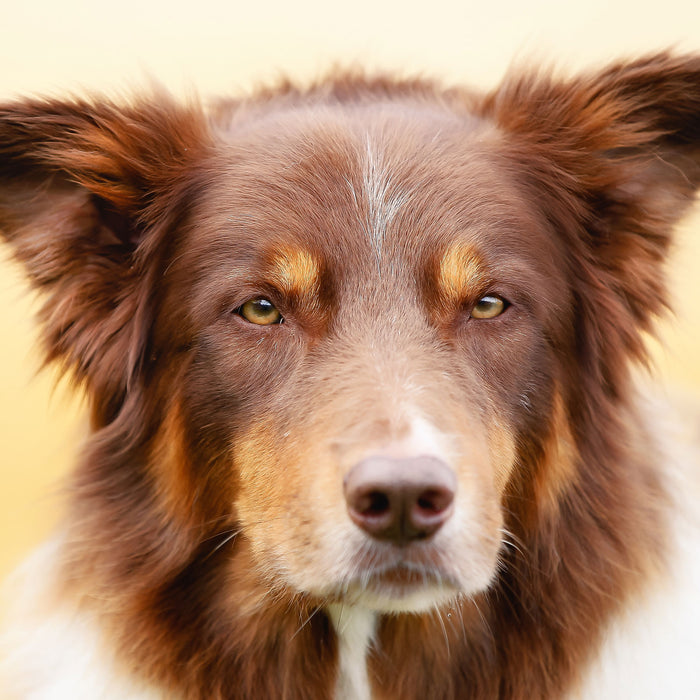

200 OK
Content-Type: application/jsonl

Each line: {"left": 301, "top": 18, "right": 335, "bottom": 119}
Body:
{"left": 1, "top": 55, "right": 699, "bottom": 616}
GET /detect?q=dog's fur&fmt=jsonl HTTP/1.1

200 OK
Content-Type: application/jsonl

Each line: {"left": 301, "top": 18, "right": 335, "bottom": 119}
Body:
{"left": 1, "top": 53, "right": 700, "bottom": 699}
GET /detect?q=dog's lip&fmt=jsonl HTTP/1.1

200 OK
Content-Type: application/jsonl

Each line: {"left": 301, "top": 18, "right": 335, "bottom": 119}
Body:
{"left": 353, "top": 542, "right": 450, "bottom": 575}
{"left": 328, "top": 561, "right": 461, "bottom": 611}
{"left": 372, "top": 559, "right": 442, "bottom": 576}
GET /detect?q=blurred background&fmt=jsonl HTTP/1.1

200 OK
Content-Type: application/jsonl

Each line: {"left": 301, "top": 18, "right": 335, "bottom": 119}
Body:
{"left": 1, "top": 0, "right": 699, "bottom": 581}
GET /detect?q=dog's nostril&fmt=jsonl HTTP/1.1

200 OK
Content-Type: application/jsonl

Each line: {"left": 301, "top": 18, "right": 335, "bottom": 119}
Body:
{"left": 344, "top": 455, "right": 456, "bottom": 544}
{"left": 360, "top": 491, "right": 391, "bottom": 515}
{"left": 417, "top": 489, "right": 450, "bottom": 512}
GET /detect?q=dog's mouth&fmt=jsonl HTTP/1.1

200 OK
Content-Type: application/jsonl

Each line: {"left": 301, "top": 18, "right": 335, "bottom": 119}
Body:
{"left": 367, "top": 561, "right": 455, "bottom": 588}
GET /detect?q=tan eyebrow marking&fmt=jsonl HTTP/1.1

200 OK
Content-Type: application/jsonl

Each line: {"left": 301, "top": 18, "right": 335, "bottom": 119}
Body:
{"left": 268, "top": 246, "right": 321, "bottom": 299}
{"left": 437, "top": 241, "right": 487, "bottom": 304}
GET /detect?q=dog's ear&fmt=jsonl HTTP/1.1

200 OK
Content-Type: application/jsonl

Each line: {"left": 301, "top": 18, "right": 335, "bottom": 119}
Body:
{"left": 0, "top": 95, "right": 211, "bottom": 421}
{"left": 481, "top": 53, "right": 700, "bottom": 387}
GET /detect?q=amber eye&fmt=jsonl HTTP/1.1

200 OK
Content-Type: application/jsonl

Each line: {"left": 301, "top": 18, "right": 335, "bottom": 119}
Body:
{"left": 238, "top": 298, "right": 283, "bottom": 325}
{"left": 470, "top": 295, "right": 506, "bottom": 320}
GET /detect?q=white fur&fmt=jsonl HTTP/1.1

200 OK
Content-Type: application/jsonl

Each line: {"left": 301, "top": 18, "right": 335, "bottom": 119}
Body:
{"left": 361, "top": 135, "right": 411, "bottom": 260}
{"left": 570, "top": 396, "right": 700, "bottom": 698}
{"left": 572, "top": 523, "right": 700, "bottom": 699}
{"left": 395, "top": 414, "right": 455, "bottom": 461}
{"left": 327, "top": 604, "right": 377, "bottom": 700}
{"left": 0, "top": 539, "right": 168, "bottom": 700}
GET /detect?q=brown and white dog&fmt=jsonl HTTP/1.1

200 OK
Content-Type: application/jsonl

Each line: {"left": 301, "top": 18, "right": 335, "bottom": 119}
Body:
{"left": 1, "top": 53, "right": 699, "bottom": 699}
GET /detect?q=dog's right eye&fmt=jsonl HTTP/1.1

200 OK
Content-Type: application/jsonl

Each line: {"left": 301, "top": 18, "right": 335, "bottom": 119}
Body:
{"left": 236, "top": 298, "right": 283, "bottom": 325}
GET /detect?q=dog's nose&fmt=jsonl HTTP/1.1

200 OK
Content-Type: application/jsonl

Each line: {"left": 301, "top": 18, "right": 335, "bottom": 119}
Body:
{"left": 343, "top": 455, "right": 456, "bottom": 544}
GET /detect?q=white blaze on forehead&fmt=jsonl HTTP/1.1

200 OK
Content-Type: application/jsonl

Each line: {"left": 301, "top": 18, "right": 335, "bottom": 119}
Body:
{"left": 361, "top": 135, "right": 411, "bottom": 259}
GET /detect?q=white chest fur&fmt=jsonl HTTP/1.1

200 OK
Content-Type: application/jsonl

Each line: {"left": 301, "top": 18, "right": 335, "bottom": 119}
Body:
{"left": 571, "top": 405, "right": 700, "bottom": 699}
{"left": 327, "top": 604, "right": 377, "bottom": 700}
{"left": 0, "top": 540, "right": 164, "bottom": 700}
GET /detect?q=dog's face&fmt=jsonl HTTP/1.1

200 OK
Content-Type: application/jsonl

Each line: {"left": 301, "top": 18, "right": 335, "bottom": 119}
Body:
{"left": 153, "top": 104, "right": 572, "bottom": 611}
{"left": 1, "top": 57, "right": 699, "bottom": 620}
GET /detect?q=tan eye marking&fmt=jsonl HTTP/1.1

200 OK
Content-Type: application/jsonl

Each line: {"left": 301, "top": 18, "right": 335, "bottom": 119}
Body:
{"left": 470, "top": 295, "right": 506, "bottom": 319}
{"left": 438, "top": 242, "right": 486, "bottom": 305}
{"left": 238, "top": 298, "right": 283, "bottom": 325}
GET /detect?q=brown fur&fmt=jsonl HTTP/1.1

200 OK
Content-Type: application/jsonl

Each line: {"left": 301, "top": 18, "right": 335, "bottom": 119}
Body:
{"left": 1, "top": 53, "right": 699, "bottom": 698}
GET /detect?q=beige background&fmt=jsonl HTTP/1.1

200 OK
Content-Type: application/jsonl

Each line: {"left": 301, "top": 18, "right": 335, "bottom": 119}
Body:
{"left": 1, "top": 0, "right": 699, "bottom": 581}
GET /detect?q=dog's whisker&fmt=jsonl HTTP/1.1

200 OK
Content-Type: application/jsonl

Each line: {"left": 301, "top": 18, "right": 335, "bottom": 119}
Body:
{"left": 202, "top": 529, "right": 242, "bottom": 560}
{"left": 291, "top": 604, "right": 323, "bottom": 640}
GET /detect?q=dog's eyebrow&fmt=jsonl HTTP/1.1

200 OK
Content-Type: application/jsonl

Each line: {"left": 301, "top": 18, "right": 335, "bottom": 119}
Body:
{"left": 437, "top": 241, "right": 487, "bottom": 303}
{"left": 267, "top": 246, "right": 322, "bottom": 298}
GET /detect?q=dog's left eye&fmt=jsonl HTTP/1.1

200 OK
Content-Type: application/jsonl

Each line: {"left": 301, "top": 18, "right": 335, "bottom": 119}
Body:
{"left": 470, "top": 295, "right": 507, "bottom": 319}
{"left": 236, "top": 298, "right": 283, "bottom": 325}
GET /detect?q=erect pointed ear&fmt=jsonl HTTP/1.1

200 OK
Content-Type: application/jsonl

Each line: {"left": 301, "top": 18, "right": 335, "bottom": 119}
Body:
{"left": 480, "top": 53, "right": 700, "bottom": 388}
{"left": 0, "top": 94, "right": 211, "bottom": 422}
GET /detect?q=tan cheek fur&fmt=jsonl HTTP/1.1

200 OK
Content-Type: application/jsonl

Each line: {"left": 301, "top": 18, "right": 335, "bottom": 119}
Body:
{"left": 148, "top": 401, "right": 202, "bottom": 528}
{"left": 232, "top": 421, "right": 339, "bottom": 578}
{"left": 489, "top": 421, "right": 519, "bottom": 494}
{"left": 536, "top": 390, "right": 579, "bottom": 514}
{"left": 488, "top": 390, "right": 578, "bottom": 510}
{"left": 233, "top": 421, "right": 288, "bottom": 535}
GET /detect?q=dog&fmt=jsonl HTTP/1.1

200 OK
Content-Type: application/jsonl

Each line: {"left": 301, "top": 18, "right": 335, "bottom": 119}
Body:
{"left": 1, "top": 52, "right": 699, "bottom": 699}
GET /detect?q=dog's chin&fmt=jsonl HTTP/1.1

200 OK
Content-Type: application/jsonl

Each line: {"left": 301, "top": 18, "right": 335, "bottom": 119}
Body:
{"left": 344, "top": 583, "right": 460, "bottom": 613}
{"left": 326, "top": 565, "right": 464, "bottom": 614}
